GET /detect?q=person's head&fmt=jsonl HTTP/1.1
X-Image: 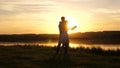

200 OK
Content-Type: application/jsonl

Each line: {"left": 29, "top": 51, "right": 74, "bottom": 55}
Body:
{"left": 61, "top": 16, "right": 65, "bottom": 21}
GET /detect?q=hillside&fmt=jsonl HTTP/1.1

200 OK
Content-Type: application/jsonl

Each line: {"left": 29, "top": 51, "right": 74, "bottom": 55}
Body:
{"left": 0, "top": 31, "right": 120, "bottom": 44}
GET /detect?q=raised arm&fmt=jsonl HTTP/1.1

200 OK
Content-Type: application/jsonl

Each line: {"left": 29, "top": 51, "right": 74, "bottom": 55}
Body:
{"left": 68, "top": 26, "right": 77, "bottom": 30}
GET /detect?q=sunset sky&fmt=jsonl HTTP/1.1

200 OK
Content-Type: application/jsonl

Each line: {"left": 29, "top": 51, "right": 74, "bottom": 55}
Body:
{"left": 0, "top": 0, "right": 120, "bottom": 34}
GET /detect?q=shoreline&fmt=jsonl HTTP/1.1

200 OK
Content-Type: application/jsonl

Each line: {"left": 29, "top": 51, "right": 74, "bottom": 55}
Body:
{"left": 0, "top": 42, "right": 120, "bottom": 50}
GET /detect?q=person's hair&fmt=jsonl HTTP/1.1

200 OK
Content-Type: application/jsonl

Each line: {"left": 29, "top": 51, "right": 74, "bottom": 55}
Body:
{"left": 61, "top": 16, "right": 65, "bottom": 20}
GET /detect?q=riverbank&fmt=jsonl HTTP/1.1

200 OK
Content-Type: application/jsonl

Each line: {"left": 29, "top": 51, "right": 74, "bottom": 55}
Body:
{"left": 0, "top": 45, "right": 120, "bottom": 68}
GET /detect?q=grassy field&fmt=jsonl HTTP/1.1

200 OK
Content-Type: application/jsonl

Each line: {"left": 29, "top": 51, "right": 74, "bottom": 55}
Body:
{"left": 0, "top": 45, "right": 120, "bottom": 68}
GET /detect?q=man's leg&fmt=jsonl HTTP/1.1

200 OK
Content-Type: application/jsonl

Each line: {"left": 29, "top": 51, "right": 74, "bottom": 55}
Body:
{"left": 56, "top": 42, "right": 61, "bottom": 55}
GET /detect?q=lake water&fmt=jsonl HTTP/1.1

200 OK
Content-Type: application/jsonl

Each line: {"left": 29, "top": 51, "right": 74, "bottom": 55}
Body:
{"left": 0, "top": 39, "right": 120, "bottom": 50}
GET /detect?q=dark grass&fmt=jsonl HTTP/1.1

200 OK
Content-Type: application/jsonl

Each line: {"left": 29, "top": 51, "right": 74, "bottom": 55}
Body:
{"left": 0, "top": 45, "right": 120, "bottom": 68}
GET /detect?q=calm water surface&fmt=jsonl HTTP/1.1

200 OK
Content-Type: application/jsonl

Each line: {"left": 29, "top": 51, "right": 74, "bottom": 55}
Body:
{"left": 0, "top": 40, "right": 120, "bottom": 50}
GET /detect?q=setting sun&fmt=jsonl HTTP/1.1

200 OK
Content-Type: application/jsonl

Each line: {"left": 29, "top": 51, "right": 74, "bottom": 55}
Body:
{"left": 66, "top": 17, "right": 78, "bottom": 33}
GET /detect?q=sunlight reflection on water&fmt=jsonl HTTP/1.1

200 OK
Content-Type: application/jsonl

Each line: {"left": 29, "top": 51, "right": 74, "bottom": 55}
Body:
{"left": 70, "top": 43, "right": 120, "bottom": 50}
{"left": 0, "top": 42, "right": 120, "bottom": 50}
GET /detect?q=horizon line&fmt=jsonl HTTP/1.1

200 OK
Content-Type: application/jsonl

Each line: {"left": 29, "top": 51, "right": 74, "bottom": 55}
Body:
{"left": 0, "top": 30, "right": 120, "bottom": 35}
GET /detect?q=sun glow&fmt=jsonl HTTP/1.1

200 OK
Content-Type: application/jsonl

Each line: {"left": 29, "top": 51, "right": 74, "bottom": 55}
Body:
{"left": 66, "top": 17, "right": 78, "bottom": 33}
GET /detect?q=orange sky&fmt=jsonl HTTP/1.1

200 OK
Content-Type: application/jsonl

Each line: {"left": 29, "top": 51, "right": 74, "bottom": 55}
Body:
{"left": 0, "top": 0, "right": 120, "bottom": 34}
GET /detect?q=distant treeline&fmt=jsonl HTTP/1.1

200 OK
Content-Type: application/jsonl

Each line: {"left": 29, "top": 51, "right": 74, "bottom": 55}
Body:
{"left": 70, "top": 31, "right": 120, "bottom": 44}
{"left": 0, "top": 31, "right": 120, "bottom": 43}
{"left": 70, "top": 31, "right": 120, "bottom": 39}
{"left": 0, "top": 34, "right": 59, "bottom": 42}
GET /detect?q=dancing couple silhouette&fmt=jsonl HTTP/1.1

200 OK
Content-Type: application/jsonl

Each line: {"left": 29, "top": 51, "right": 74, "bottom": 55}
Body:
{"left": 56, "top": 16, "right": 77, "bottom": 56}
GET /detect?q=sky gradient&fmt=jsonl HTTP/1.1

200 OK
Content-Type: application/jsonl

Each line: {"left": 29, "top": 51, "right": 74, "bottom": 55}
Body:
{"left": 0, "top": 0, "right": 120, "bottom": 34}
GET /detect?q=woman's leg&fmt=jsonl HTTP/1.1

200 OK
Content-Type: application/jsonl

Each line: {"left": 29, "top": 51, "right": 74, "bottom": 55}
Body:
{"left": 64, "top": 42, "right": 69, "bottom": 55}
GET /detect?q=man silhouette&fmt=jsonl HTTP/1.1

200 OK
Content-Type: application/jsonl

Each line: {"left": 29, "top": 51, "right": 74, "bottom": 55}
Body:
{"left": 56, "top": 16, "right": 76, "bottom": 55}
